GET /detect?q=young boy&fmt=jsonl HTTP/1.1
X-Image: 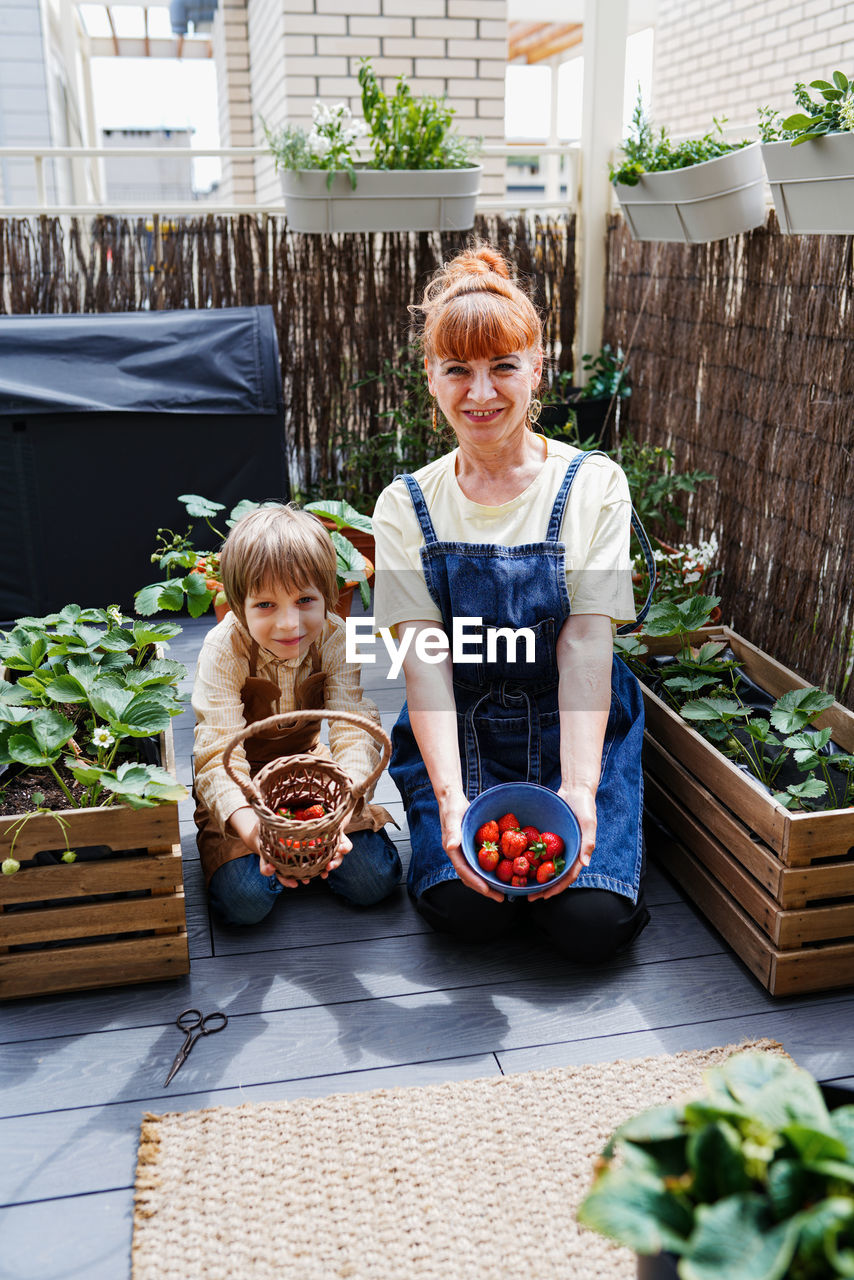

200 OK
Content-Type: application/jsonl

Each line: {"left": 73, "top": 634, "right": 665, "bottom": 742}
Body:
{"left": 192, "top": 504, "right": 400, "bottom": 925}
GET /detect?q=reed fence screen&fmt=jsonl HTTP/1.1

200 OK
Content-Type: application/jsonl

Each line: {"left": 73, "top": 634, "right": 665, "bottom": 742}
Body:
{"left": 0, "top": 213, "right": 576, "bottom": 505}
{"left": 605, "top": 212, "right": 854, "bottom": 706}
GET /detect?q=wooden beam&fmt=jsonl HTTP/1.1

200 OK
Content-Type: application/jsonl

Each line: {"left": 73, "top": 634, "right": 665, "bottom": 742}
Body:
{"left": 508, "top": 22, "right": 548, "bottom": 61}
{"left": 509, "top": 22, "right": 583, "bottom": 64}
{"left": 89, "top": 34, "right": 211, "bottom": 56}
{"left": 143, "top": 4, "right": 149, "bottom": 56}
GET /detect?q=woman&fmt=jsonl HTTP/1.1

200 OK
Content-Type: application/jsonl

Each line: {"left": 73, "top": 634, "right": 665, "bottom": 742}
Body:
{"left": 372, "top": 245, "right": 653, "bottom": 962}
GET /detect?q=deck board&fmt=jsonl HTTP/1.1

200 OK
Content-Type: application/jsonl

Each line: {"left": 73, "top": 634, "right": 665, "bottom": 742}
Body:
{"left": 2, "top": 612, "right": 851, "bottom": 1279}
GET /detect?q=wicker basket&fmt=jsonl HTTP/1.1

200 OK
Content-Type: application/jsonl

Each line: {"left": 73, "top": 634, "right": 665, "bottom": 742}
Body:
{"left": 222, "top": 709, "right": 391, "bottom": 879}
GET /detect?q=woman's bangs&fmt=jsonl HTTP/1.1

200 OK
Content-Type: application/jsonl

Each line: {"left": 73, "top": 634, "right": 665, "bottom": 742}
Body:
{"left": 432, "top": 295, "right": 538, "bottom": 362}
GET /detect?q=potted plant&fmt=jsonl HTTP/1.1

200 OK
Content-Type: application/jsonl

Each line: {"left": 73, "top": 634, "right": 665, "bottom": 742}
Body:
{"left": 615, "top": 596, "right": 854, "bottom": 996}
{"left": 265, "top": 58, "right": 482, "bottom": 234}
{"left": 759, "top": 71, "right": 854, "bottom": 234}
{"left": 578, "top": 1049, "right": 854, "bottom": 1279}
{"left": 539, "top": 345, "right": 631, "bottom": 448}
{"left": 135, "top": 495, "right": 374, "bottom": 621}
{"left": 0, "top": 605, "right": 190, "bottom": 1000}
{"left": 611, "top": 95, "right": 766, "bottom": 244}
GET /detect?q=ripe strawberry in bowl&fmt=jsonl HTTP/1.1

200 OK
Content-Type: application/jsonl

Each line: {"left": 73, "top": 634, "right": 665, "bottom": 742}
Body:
{"left": 460, "top": 782, "right": 580, "bottom": 898}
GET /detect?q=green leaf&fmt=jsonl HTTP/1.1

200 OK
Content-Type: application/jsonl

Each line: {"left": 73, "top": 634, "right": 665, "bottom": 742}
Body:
{"left": 58, "top": 604, "right": 82, "bottom": 624}
{"left": 680, "top": 1197, "right": 800, "bottom": 1280}
{"left": 8, "top": 734, "right": 53, "bottom": 767}
{"left": 681, "top": 697, "right": 748, "bottom": 723}
{"left": 122, "top": 659, "right": 187, "bottom": 690}
{"left": 178, "top": 493, "right": 225, "bottom": 518}
{"left": 687, "top": 1121, "right": 752, "bottom": 1200}
{"left": 304, "top": 499, "right": 373, "bottom": 534}
{"left": 116, "top": 692, "right": 174, "bottom": 736}
{"left": 664, "top": 674, "right": 721, "bottom": 694}
{"left": 99, "top": 629, "right": 134, "bottom": 653}
{"left": 132, "top": 620, "right": 182, "bottom": 647}
{"left": 782, "top": 112, "right": 815, "bottom": 129}
{"left": 65, "top": 760, "right": 107, "bottom": 787}
{"left": 712, "top": 1052, "right": 832, "bottom": 1132}
{"left": 0, "top": 705, "right": 34, "bottom": 725}
{"left": 576, "top": 1166, "right": 693, "bottom": 1254}
{"left": 43, "top": 674, "right": 89, "bottom": 704}
{"left": 0, "top": 683, "right": 39, "bottom": 707}
{"left": 182, "top": 573, "right": 215, "bottom": 618}
{"left": 30, "top": 709, "right": 75, "bottom": 754}
{"left": 227, "top": 498, "right": 263, "bottom": 525}
{"left": 87, "top": 678, "right": 133, "bottom": 724}
{"left": 783, "top": 1123, "right": 847, "bottom": 1162}
{"left": 810, "top": 79, "right": 835, "bottom": 90}
{"left": 787, "top": 777, "right": 829, "bottom": 801}
{"left": 612, "top": 1104, "right": 685, "bottom": 1147}
{"left": 833, "top": 70, "right": 850, "bottom": 92}
{"left": 695, "top": 641, "right": 727, "bottom": 664}
{"left": 770, "top": 687, "right": 835, "bottom": 734}
{"left": 134, "top": 581, "right": 185, "bottom": 616}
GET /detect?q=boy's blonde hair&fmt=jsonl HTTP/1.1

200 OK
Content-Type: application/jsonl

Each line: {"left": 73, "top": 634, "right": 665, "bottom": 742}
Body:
{"left": 219, "top": 504, "right": 338, "bottom": 626}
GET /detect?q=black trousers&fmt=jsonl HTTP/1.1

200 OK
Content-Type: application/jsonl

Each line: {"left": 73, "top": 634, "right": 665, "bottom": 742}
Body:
{"left": 415, "top": 879, "right": 650, "bottom": 964}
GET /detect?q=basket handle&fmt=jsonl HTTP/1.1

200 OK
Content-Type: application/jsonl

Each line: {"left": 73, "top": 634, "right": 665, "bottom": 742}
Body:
{"left": 221, "top": 708, "right": 391, "bottom": 809}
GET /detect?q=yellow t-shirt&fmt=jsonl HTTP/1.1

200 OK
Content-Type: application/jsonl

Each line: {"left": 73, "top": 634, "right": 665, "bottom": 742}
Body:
{"left": 372, "top": 437, "right": 636, "bottom": 630}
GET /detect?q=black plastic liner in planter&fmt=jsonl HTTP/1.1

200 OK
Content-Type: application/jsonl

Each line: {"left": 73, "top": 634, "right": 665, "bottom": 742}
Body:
{"left": 0, "top": 306, "right": 289, "bottom": 621}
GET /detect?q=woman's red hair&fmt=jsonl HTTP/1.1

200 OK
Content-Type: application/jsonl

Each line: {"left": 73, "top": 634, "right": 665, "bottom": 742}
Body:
{"left": 417, "top": 244, "right": 542, "bottom": 363}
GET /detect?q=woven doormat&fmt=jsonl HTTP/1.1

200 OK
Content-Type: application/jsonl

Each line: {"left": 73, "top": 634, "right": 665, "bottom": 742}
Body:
{"left": 133, "top": 1038, "right": 783, "bottom": 1280}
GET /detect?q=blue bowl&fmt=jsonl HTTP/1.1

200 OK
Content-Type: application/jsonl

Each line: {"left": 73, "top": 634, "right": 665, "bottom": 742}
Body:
{"left": 460, "top": 782, "right": 582, "bottom": 897}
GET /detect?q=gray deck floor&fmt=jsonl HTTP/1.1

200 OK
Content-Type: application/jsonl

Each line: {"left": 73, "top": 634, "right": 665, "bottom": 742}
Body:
{"left": 2, "top": 610, "right": 853, "bottom": 1280}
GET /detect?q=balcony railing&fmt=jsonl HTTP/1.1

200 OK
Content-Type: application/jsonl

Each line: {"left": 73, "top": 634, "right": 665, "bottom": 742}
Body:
{"left": 0, "top": 142, "right": 581, "bottom": 218}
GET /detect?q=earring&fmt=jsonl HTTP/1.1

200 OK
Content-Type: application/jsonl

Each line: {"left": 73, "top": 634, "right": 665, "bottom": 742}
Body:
{"left": 528, "top": 397, "right": 542, "bottom": 428}
{"left": 432, "top": 400, "right": 439, "bottom": 432}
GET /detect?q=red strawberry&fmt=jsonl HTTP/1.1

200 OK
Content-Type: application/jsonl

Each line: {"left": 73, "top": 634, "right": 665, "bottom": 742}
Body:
{"left": 500, "top": 829, "right": 528, "bottom": 859}
{"left": 475, "top": 820, "right": 500, "bottom": 845}
{"left": 526, "top": 838, "right": 546, "bottom": 865}
{"left": 510, "top": 875, "right": 528, "bottom": 887}
{"left": 498, "top": 812, "right": 520, "bottom": 834}
{"left": 477, "top": 842, "right": 500, "bottom": 873}
{"left": 277, "top": 807, "right": 293, "bottom": 818}
{"left": 294, "top": 804, "right": 325, "bottom": 821}
{"left": 495, "top": 859, "right": 514, "bottom": 883}
{"left": 536, "top": 860, "right": 556, "bottom": 883}
{"left": 521, "top": 825, "right": 541, "bottom": 848}
{"left": 512, "top": 854, "right": 530, "bottom": 878}
{"left": 540, "top": 831, "right": 565, "bottom": 859}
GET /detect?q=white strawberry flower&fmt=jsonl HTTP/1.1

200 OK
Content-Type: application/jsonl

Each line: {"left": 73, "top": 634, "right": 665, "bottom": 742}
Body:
{"left": 92, "top": 727, "right": 115, "bottom": 749}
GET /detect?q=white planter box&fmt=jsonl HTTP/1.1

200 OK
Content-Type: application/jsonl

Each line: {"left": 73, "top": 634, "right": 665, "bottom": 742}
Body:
{"left": 280, "top": 166, "right": 482, "bottom": 234}
{"left": 614, "top": 142, "right": 766, "bottom": 244}
{"left": 761, "top": 132, "right": 854, "bottom": 235}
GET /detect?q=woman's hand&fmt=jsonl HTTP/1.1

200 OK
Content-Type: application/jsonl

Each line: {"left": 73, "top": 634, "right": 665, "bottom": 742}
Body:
{"left": 438, "top": 788, "right": 506, "bottom": 903}
{"left": 526, "top": 783, "right": 597, "bottom": 902}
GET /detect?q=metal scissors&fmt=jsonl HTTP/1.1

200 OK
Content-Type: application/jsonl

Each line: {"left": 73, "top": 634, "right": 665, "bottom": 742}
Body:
{"left": 164, "top": 1007, "right": 228, "bottom": 1086}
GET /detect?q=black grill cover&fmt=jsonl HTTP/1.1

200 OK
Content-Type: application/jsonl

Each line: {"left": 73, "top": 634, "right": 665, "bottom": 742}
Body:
{"left": 0, "top": 307, "right": 289, "bottom": 620}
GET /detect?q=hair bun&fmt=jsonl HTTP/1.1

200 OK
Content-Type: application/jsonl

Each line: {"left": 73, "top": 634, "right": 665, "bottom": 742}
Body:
{"left": 444, "top": 245, "right": 511, "bottom": 283}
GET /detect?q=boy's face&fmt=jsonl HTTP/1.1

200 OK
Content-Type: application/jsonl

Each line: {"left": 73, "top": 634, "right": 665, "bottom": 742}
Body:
{"left": 243, "top": 579, "right": 326, "bottom": 660}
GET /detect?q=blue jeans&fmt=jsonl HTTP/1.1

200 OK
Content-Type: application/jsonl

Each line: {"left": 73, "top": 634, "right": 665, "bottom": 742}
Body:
{"left": 208, "top": 827, "right": 402, "bottom": 926}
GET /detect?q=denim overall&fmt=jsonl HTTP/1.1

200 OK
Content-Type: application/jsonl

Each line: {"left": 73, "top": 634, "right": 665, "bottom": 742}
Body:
{"left": 390, "top": 451, "right": 655, "bottom": 904}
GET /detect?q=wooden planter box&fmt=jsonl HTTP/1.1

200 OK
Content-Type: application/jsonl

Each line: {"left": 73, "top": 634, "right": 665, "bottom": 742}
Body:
{"left": 0, "top": 723, "right": 189, "bottom": 1001}
{"left": 640, "top": 627, "right": 854, "bottom": 996}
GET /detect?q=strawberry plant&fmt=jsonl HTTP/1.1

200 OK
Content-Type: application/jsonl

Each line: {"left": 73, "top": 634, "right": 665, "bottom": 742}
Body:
{"left": 615, "top": 598, "right": 854, "bottom": 812}
{"left": 0, "top": 604, "right": 187, "bottom": 833}
{"left": 578, "top": 1050, "right": 854, "bottom": 1279}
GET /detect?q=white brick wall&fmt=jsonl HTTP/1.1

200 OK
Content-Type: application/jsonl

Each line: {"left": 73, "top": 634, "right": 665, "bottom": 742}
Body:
{"left": 653, "top": 0, "right": 854, "bottom": 136}
{"left": 213, "top": 0, "right": 507, "bottom": 205}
